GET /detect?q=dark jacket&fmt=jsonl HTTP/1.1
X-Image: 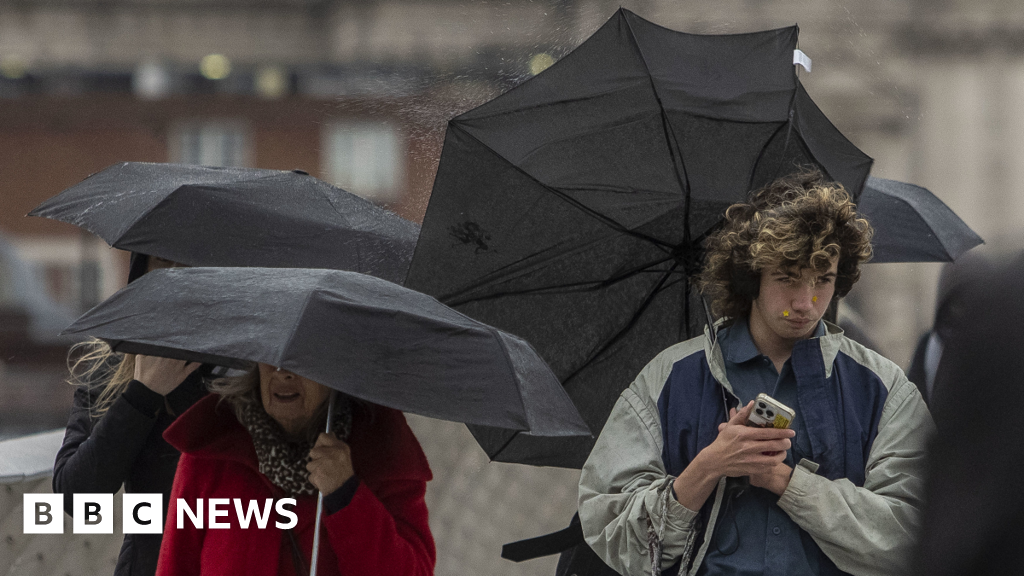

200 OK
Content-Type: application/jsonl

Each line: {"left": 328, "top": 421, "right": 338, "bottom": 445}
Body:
{"left": 913, "top": 254, "right": 1024, "bottom": 576}
{"left": 52, "top": 366, "right": 207, "bottom": 576}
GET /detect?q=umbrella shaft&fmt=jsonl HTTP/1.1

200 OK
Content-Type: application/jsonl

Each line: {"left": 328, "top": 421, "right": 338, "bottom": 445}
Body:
{"left": 309, "top": 391, "right": 337, "bottom": 576}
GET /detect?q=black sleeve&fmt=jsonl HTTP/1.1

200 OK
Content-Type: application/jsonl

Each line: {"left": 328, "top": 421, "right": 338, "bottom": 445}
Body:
{"left": 165, "top": 368, "right": 209, "bottom": 415}
{"left": 324, "top": 476, "right": 361, "bottom": 514}
{"left": 52, "top": 381, "right": 163, "bottom": 515}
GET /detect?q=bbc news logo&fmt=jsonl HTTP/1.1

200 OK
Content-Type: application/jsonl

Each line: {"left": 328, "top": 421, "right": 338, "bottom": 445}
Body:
{"left": 24, "top": 494, "right": 297, "bottom": 534}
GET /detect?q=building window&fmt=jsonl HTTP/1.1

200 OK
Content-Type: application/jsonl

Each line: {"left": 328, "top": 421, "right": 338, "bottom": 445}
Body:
{"left": 8, "top": 235, "right": 119, "bottom": 313}
{"left": 322, "top": 122, "right": 405, "bottom": 203}
{"left": 170, "top": 120, "right": 251, "bottom": 167}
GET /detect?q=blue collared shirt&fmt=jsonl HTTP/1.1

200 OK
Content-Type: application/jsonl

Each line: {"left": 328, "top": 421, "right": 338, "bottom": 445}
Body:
{"left": 698, "top": 319, "right": 827, "bottom": 576}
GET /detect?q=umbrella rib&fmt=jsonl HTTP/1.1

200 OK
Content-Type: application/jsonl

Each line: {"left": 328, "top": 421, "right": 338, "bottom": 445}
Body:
{"left": 276, "top": 287, "right": 322, "bottom": 370}
{"left": 488, "top": 429, "right": 521, "bottom": 462}
{"left": 561, "top": 261, "right": 680, "bottom": 386}
{"left": 486, "top": 262, "right": 680, "bottom": 460}
{"left": 442, "top": 253, "right": 683, "bottom": 307}
{"left": 621, "top": 15, "right": 695, "bottom": 250}
{"left": 445, "top": 267, "right": 685, "bottom": 307}
{"left": 765, "top": 87, "right": 800, "bottom": 186}
{"left": 746, "top": 120, "right": 790, "bottom": 193}
{"left": 453, "top": 124, "right": 676, "bottom": 252}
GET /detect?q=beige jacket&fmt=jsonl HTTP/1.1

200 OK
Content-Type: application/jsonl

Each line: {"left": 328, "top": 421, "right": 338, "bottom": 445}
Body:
{"left": 578, "top": 323, "right": 934, "bottom": 576}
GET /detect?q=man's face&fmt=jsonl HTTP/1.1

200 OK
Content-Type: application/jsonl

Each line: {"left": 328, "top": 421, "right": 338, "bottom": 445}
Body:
{"left": 750, "top": 258, "right": 839, "bottom": 343}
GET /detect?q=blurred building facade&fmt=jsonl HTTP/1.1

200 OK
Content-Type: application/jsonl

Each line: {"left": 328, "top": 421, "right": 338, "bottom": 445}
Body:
{"left": 0, "top": 1, "right": 1021, "bottom": 574}
{"left": 1, "top": 0, "right": 1020, "bottom": 362}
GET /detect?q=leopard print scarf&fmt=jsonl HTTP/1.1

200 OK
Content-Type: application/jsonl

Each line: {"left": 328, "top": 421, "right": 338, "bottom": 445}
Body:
{"left": 238, "top": 397, "right": 353, "bottom": 497}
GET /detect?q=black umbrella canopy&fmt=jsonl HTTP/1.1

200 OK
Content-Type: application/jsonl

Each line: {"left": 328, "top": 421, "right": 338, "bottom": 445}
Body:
{"left": 62, "top": 267, "right": 589, "bottom": 440}
{"left": 407, "top": 9, "right": 873, "bottom": 468}
{"left": 857, "top": 176, "right": 983, "bottom": 263}
{"left": 30, "top": 162, "right": 418, "bottom": 284}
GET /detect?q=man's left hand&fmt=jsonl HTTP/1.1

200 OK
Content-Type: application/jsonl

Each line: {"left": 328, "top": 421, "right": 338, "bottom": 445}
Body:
{"left": 307, "top": 433, "right": 355, "bottom": 494}
{"left": 749, "top": 462, "right": 792, "bottom": 496}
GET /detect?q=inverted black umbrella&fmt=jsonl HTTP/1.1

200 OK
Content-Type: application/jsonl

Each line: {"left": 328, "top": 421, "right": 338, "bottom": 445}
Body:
{"left": 406, "top": 9, "right": 874, "bottom": 468}
{"left": 30, "top": 162, "right": 418, "bottom": 284}
{"left": 857, "top": 176, "right": 983, "bottom": 263}
{"left": 62, "top": 267, "right": 589, "bottom": 439}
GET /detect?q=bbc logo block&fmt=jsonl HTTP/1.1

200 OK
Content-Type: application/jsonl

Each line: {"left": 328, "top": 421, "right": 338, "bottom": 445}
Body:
{"left": 73, "top": 493, "right": 114, "bottom": 534}
{"left": 23, "top": 494, "right": 64, "bottom": 534}
{"left": 123, "top": 493, "right": 163, "bottom": 534}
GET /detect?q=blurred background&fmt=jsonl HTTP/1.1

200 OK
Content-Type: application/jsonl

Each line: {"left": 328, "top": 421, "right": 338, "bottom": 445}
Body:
{"left": 0, "top": 0, "right": 1021, "bottom": 574}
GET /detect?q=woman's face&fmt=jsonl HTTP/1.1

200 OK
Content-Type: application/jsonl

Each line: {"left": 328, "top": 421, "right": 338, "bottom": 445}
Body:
{"left": 257, "top": 363, "right": 331, "bottom": 438}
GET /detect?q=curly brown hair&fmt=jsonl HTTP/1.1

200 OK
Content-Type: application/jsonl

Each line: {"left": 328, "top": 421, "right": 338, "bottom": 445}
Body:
{"left": 699, "top": 170, "right": 873, "bottom": 321}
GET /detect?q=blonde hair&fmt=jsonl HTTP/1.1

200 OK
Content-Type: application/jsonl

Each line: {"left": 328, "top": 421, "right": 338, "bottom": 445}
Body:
{"left": 699, "top": 170, "right": 874, "bottom": 321}
{"left": 206, "top": 368, "right": 261, "bottom": 419}
{"left": 67, "top": 339, "right": 136, "bottom": 418}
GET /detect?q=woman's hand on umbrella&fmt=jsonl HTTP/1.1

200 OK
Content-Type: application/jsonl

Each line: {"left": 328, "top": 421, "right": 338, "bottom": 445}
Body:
{"left": 307, "top": 433, "right": 355, "bottom": 494}
{"left": 133, "top": 355, "right": 201, "bottom": 396}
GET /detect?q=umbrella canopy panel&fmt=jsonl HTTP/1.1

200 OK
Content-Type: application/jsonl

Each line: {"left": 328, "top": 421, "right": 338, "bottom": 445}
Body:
{"left": 30, "top": 162, "right": 419, "bottom": 285}
{"left": 62, "top": 267, "right": 590, "bottom": 439}
{"left": 858, "top": 176, "right": 983, "bottom": 263}
{"left": 408, "top": 9, "right": 873, "bottom": 467}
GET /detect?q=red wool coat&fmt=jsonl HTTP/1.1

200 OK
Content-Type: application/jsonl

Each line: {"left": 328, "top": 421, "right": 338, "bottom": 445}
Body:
{"left": 156, "top": 395, "right": 434, "bottom": 576}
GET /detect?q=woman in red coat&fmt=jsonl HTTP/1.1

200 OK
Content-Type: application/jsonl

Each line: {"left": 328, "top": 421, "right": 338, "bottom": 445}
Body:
{"left": 156, "top": 363, "right": 434, "bottom": 576}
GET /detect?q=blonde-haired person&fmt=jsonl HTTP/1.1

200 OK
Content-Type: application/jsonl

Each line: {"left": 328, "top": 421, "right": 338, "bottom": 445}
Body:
{"left": 578, "top": 171, "right": 933, "bottom": 576}
{"left": 155, "top": 364, "right": 433, "bottom": 576}
{"left": 52, "top": 253, "right": 208, "bottom": 576}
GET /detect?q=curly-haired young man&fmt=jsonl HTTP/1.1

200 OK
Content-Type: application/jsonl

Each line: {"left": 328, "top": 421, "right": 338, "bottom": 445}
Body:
{"left": 578, "top": 172, "right": 933, "bottom": 576}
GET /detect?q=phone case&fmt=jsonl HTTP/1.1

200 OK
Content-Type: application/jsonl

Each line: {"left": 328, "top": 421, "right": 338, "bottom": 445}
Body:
{"left": 747, "top": 393, "right": 795, "bottom": 429}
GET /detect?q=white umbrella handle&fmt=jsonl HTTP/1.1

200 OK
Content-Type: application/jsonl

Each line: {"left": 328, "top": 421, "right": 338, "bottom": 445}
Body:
{"left": 309, "top": 390, "right": 337, "bottom": 576}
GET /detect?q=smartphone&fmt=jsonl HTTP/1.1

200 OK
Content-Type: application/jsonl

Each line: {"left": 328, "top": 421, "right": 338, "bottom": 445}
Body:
{"left": 746, "top": 393, "right": 795, "bottom": 429}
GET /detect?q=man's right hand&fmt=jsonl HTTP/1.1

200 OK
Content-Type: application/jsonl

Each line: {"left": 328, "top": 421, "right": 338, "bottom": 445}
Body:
{"left": 705, "top": 401, "right": 794, "bottom": 477}
{"left": 672, "top": 401, "right": 794, "bottom": 511}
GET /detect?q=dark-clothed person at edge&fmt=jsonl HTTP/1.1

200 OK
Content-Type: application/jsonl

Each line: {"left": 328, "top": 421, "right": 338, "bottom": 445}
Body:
{"left": 53, "top": 254, "right": 206, "bottom": 576}
{"left": 155, "top": 363, "right": 434, "bottom": 576}
{"left": 578, "top": 172, "right": 933, "bottom": 576}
